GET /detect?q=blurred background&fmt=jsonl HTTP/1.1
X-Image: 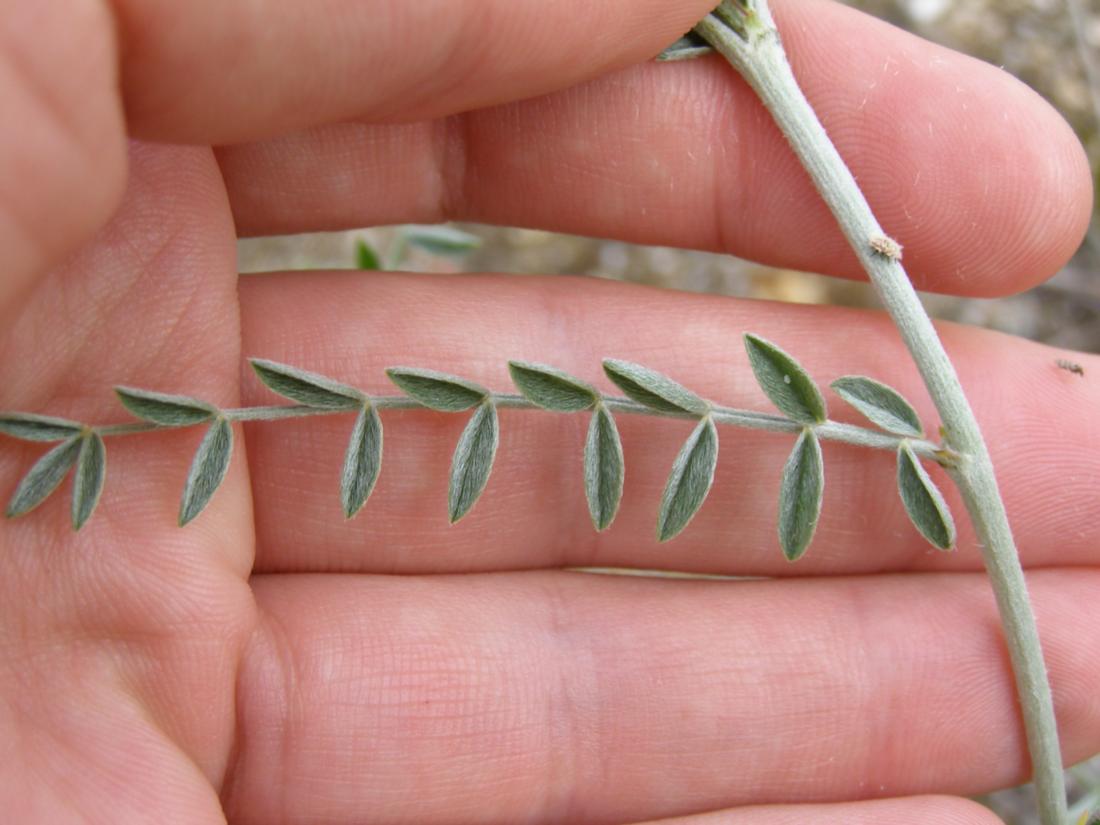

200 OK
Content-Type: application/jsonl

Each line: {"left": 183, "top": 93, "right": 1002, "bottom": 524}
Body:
{"left": 237, "top": 1, "right": 1100, "bottom": 821}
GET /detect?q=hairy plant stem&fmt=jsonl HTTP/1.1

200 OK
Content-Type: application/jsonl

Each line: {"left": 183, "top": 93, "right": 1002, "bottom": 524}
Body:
{"left": 694, "top": 4, "right": 1065, "bottom": 822}
{"left": 93, "top": 395, "right": 945, "bottom": 460}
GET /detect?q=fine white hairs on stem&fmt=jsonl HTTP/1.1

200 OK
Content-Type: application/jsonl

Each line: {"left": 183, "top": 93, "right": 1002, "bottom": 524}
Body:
{"left": 869, "top": 234, "right": 903, "bottom": 261}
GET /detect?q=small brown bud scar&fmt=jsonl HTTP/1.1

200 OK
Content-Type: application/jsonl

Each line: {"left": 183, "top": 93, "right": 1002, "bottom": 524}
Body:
{"left": 869, "top": 234, "right": 903, "bottom": 261}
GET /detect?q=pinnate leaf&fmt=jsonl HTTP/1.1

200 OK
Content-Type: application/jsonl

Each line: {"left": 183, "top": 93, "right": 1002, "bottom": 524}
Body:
{"left": 116, "top": 387, "right": 215, "bottom": 426}
{"left": 179, "top": 417, "right": 234, "bottom": 526}
{"left": 5, "top": 435, "right": 82, "bottom": 518}
{"left": 584, "top": 405, "right": 624, "bottom": 531}
{"left": 342, "top": 404, "right": 383, "bottom": 518}
{"left": 778, "top": 428, "right": 824, "bottom": 561}
{"left": 603, "top": 360, "right": 708, "bottom": 415}
{"left": 251, "top": 359, "right": 363, "bottom": 410}
{"left": 509, "top": 362, "right": 598, "bottom": 412}
{"left": 897, "top": 442, "right": 956, "bottom": 550}
{"left": 657, "top": 416, "right": 719, "bottom": 542}
{"left": 744, "top": 334, "right": 826, "bottom": 424}
{"left": 832, "top": 376, "right": 923, "bottom": 438}
{"left": 387, "top": 368, "right": 489, "bottom": 412}
{"left": 0, "top": 412, "right": 83, "bottom": 442}
{"left": 449, "top": 402, "right": 499, "bottom": 523}
{"left": 71, "top": 432, "right": 106, "bottom": 530}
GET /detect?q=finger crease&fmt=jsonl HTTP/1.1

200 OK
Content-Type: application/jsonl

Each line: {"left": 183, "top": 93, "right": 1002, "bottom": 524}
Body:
{"left": 434, "top": 113, "right": 474, "bottom": 222}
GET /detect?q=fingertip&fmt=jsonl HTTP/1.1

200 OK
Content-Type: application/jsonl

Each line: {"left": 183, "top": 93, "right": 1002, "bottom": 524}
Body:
{"left": 0, "top": 0, "right": 127, "bottom": 312}
{"left": 908, "top": 64, "right": 1094, "bottom": 297}
{"left": 983, "top": 80, "right": 1094, "bottom": 295}
{"left": 776, "top": 0, "right": 1093, "bottom": 296}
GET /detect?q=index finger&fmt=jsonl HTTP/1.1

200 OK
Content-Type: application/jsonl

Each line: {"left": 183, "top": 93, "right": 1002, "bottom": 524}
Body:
{"left": 114, "top": 0, "right": 716, "bottom": 143}
{"left": 219, "top": 0, "right": 1092, "bottom": 297}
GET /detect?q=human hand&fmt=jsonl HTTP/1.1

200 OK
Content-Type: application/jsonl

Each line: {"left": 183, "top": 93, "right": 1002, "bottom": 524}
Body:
{"left": 2, "top": 1, "right": 1097, "bottom": 823}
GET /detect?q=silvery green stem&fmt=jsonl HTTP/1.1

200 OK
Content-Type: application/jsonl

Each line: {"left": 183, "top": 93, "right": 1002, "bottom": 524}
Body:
{"left": 94, "top": 396, "right": 944, "bottom": 460}
{"left": 694, "top": 4, "right": 1066, "bottom": 822}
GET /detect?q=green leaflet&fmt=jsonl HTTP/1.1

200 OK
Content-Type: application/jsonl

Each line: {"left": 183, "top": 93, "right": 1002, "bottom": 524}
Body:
{"left": 71, "top": 432, "right": 106, "bottom": 530}
{"left": 449, "top": 402, "right": 500, "bottom": 523}
{"left": 5, "top": 435, "right": 83, "bottom": 519}
{"left": 778, "top": 428, "right": 824, "bottom": 561}
{"left": 250, "top": 359, "right": 363, "bottom": 410}
{"left": 387, "top": 368, "right": 489, "bottom": 412}
{"left": 657, "top": 34, "right": 714, "bottom": 62}
{"left": 584, "top": 404, "right": 624, "bottom": 531}
{"left": 832, "top": 376, "right": 923, "bottom": 438}
{"left": 355, "top": 239, "right": 382, "bottom": 271}
{"left": 602, "top": 360, "right": 708, "bottom": 416}
{"left": 509, "top": 361, "right": 598, "bottom": 412}
{"left": 116, "top": 387, "right": 216, "bottom": 427}
{"left": 341, "top": 404, "right": 383, "bottom": 518}
{"left": 897, "top": 442, "right": 956, "bottom": 551}
{"left": 179, "top": 417, "right": 234, "bottom": 526}
{"left": 657, "top": 416, "right": 719, "bottom": 542}
{"left": 744, "top": 334, "right": 827, "bottom": 425}
{"left": 402, "top": 225, "right": 482, "bottom": 256}
{"left": 0, "top": 412, "right": 83, "bottom": 442}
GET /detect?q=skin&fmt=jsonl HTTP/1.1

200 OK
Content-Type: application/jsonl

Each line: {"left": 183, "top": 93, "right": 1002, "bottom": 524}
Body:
{"left": 0, "top": 0, "right": 1096, "bottom": 823}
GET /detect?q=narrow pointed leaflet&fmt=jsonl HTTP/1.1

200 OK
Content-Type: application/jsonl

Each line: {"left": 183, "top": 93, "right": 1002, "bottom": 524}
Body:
{"left": 657, "top": 416, "right": 719, "bottom": 542}
{"left": 402, "top": 225, "right": 483, "bottom": 256}
{"left": 448, "top": 402, "right": 500, "bottom": 523}
{"left": 342, "top": 404, "right": 383, "bottom": 518}
{"left": 778, "top": 428, "right": 824, "bottom": 561}
{"left": 0, "top": 413, "right": 83, "bottom": 442}
{"left": 832, "top": 376, "right": 923, "bottom": 438}
{"left": 602, "top": 360, "right": 709, "bottom": 415}
{"left": 584, "top": 404, "right": 624, "bottom": 531}
{"left": 71, "top": 432, "right": 106, "bottom": 530}
{"left": 509, "top": 362, "right": 598, "bottom": 412}
{"left": 657, "top": 33, "right": 714, "bottom": 62}
{"left": 897, "top": 442, "right": 956, "bottom": 550}
{"left": 179, "top": 416, "right": 234, "bottom": 526}
{"left": 251, "top": 359, "right": 363, "bottom": 410}
{"left": 355, "top": 239, "right": 382, "bottom": 271}
{"left": 387, "top": 368, "right": 489, "bottom": 412}
{"left": 5, "top": 435, "right": 83, "bottom": 518}
{"left": 744, "top": 334, "right": 827, "bottom": 425}
{"left": 116, "top": 388, "right": 216, "bottom": 427}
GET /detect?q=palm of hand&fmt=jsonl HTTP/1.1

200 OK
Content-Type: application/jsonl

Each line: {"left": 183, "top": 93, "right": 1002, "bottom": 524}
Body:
{"left": 1, "top": 144, "right": 253, "bottom": 821}
{"left": 2, "top": 2, "right": 1100, "bottom": 824}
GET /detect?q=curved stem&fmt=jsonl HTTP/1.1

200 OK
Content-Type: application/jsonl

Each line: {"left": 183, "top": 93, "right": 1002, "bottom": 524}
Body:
{"left": 91, "top": 394, "right": 944, "bottom": 460}
{"left": 694, "top": 5, "right": 1065, "bottom": 822}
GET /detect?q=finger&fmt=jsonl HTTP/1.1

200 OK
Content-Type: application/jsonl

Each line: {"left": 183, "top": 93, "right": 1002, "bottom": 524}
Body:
{"left": 238, "top": 272, "right": 1100, "bottom": 576}
{"left": 634, "top": 796, "right": 1002, "bottom": 825}
{"left": 222, "top": 570, "right": 1100, "bottom": 825}
{"left": 0, "top": 143, "right": 253, "bottom": 794}
{"left": 0, "top": 0, "right": 125, "bottom": 313}
{"left": 218, "top": 0, "right": 1091, "bottom": 297}
{"left": 113, "top": 0, "right": 715, "bottom": 143}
